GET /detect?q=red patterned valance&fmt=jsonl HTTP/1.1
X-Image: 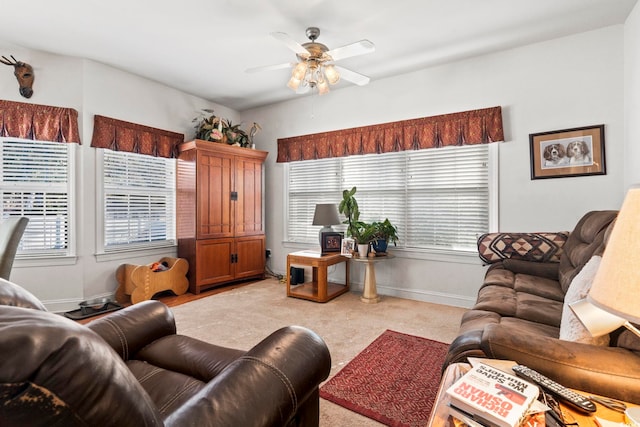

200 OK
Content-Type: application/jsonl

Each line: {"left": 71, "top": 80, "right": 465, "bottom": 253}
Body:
{"left": 91, "top": 115, "right": 184, "bottom": 158}
{"left": 0, "top": 99, "right": 80, "bottom": 143}
{"left": 277, "top": 106, "right": 504, "bottom": 162}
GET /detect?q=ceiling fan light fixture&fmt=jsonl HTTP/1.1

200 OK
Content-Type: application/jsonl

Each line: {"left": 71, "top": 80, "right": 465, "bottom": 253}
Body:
{"left": 291, "top": 62, "right": 307, "bottom": 80}
{"left": 260, "top": 27, "right": 372, "bottom": 96}
{"left": 314, "top": 67, "right": 324, "bottom": 84}
{"left": 287, "top": 75, "right": 302, "bottom": 90}
{"left": 324, "top": 64, "right": 340, "bottom": 85}
{"left": 317, "top": 79, "right": 330, "bottom": 95}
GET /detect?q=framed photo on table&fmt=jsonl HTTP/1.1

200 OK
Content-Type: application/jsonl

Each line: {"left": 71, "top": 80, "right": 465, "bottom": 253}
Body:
{"left": 529, "top": 124, "right": 606, "bottom": 180}
{"left": 341, "top": 238, "right": 355, "bottom": 258}
{"left": 320, "top": 232, "right": 343, "bottom": 255}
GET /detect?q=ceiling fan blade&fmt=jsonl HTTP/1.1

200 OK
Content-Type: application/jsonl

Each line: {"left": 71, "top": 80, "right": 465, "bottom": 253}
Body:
{"left": 245, "top": 62, "right": 293, "bottom": 73}
{"left": 335, "top": 66, "right": 370, "bottom": 86}
{"left": 271, "top": 32, "right": 309, "bottom": 56}
{"left": 326, "top": 40, "right": 375, "bottom": 61}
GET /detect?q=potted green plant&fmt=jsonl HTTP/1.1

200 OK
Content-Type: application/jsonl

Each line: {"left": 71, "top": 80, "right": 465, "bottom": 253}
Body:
{"left": 338, "top": 186, "right": 361, "bottom": 241}
{"left": 371, "top": 218, "right": 399, "bottom": 253}
{"left": 339, "top": 187, "right": 374, "bottom": 256}
{"left": 354, "top": 222, "right": 379, "bottom": 256}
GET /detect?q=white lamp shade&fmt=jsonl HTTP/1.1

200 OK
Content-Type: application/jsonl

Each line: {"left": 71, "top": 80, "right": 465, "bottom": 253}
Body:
{"left": 588, "top": 185, "right": 640, "bottom": 324}
{"left": 569, "top": 298, "right": 627, "bottom": 337}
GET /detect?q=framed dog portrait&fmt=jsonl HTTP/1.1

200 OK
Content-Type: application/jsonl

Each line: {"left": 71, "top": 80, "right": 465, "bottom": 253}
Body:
{"left": 529, "top": 124, "right": 606, "bottom": 180}
{"left": 320, "top": 231, "right": 343, "bottom": 255}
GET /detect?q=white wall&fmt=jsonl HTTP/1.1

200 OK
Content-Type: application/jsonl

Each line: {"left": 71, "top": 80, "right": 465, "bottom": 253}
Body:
{"left": 625, "top": 2, "right": 640, "bottom": 188}
{"left": 0, "top": 45, "right": 239, "bottom": 311}
{"left": 242, "top": 25, "right": 627, "bottom": 307}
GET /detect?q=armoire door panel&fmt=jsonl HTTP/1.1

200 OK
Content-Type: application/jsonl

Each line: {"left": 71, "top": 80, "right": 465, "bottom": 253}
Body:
{"left": 235, "top": 157, "right": 263, "bottom": 236}
{"left": 197, "top": 152, "right": 234, "bottom": 239}
{"left": 196, "top": 238, "right": 235, "bottom": 286}
{"left": 235, "top": 236, "right": 265, "bottom": 279}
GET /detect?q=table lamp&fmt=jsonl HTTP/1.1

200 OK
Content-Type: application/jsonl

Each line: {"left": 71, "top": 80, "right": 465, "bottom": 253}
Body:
{"left": 312, "top": 203, "right": 341, "bottom": 246}
{"left": 569, "top": 185, "right": 640, "bottom": 339}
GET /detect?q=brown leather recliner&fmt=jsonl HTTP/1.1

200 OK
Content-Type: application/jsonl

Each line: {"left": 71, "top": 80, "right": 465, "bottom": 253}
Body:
{"left": 0, "top": 278, "right": 331, "bottom": 426}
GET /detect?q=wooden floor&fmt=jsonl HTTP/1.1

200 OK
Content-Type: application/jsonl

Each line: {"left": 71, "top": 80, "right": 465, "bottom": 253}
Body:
{"left": 153, "top": 280, "right": 256, "bottom": 307}
{"left": 75, "top": 279, "right": 261, "bottom": 324}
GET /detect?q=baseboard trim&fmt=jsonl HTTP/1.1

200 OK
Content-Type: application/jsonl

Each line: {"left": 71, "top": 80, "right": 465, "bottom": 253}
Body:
{"left": 275, "top": 267, "right": 476, "bottom": 308}
{"left": 45, "top": 282, "right": 473, "bottom": 313}
{"left": 44, "top": 292, "right": 115, "bottom": 314}
{"left": 377, "top": 285, "right": 475, "bottom": 308}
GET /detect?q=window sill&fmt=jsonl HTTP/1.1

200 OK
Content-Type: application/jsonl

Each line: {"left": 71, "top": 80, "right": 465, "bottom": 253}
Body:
{"left": 391, "top": 247, "right": 480, "bottom": 265}
{"left": 281, "top": 242, "right": 481, "bottom": 265}
{"left": 95, "top": 244, "right": 178, "bottom": 262}
{"left": 14, "top": 255, "right": 79, "bottom": 268}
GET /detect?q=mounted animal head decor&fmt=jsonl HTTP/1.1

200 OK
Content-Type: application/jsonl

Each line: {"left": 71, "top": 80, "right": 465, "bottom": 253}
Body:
{"left": 1, "top": 55, "right": 34, "bottom": 98}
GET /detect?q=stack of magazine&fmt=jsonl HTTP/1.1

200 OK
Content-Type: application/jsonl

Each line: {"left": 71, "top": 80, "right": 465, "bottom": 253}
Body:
{"left": 445, "top": 362, "right": 541, "bottom": 427}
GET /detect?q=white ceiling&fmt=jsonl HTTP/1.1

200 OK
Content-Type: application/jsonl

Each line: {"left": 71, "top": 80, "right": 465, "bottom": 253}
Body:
{"left": 0, "top": 0, "right": 637, "bottom": 111}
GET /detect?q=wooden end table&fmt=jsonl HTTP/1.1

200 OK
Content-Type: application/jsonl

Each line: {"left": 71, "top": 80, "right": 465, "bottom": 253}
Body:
{"left": 286, "top": 251, "right": 349, "bottom": 303}
{"left": 428, "top": 361, "right": 636, "bottom": 426}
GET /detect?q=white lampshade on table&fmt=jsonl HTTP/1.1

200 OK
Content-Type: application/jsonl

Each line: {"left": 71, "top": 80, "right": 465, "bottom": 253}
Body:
{"left": 569, "top": 298, "right": 629, "bottom": 337}
{"left": 576, "top": 185, "right": 640, "bottom": 338}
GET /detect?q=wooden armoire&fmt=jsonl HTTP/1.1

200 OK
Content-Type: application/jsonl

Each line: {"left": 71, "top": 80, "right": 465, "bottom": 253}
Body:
{"left": 177, "top": 140, "right": 268, "bottom": 294}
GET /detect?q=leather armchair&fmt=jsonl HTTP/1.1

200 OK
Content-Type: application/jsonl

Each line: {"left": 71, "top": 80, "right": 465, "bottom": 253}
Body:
{"left": 0, "top": 279, "right": 331, "bottom": 426}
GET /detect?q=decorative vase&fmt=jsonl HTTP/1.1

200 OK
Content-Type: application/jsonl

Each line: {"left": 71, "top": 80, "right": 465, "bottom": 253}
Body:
{"left": 372, "top": 239, "right": 388, "bottom": 253}
{"left": 357, "top": 243, "right": 369, "bottom": 258}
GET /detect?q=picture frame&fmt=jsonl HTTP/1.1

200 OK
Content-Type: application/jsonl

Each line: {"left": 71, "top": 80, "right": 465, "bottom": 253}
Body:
{"left": 529, "top": 124, "right": 606, "bottom": 180}
{"left": 320, "top": 231, "right": 343, "bottom": 255}
{"left": 341, "top": 237, "right": 355, "bottom": 258}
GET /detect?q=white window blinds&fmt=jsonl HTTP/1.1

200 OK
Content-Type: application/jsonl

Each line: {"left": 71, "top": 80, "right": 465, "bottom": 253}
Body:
{"left": 405, "top": 145, "right": 489, "bottom": 250}
{"left": 289, "top": 158, "right": 343, "bottom": 243}
{"left": 287, "top": 144, "right": 491, "bottom": 253}
{"left": 0, "top": 139, "right": 73, "bottom": 256}
{"left": 102, "top": 150, "right": 176, "bottom": 250}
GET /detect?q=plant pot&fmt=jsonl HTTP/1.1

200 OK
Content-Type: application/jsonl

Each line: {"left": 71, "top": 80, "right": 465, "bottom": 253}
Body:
{"left": 372, "top": 239, "right": 388, "bottom": 253}
{"left": 357, "top": 243, "right": 369, "bottom": 258}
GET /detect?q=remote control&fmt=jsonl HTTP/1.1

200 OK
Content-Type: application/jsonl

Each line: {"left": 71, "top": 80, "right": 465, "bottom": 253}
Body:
{"left": 512, "top": 365, "right": 596, "bottom": 413}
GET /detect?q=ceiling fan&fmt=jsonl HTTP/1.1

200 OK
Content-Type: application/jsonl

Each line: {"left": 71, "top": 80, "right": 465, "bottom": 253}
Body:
{"left": 246, "top": 27, "right": 375, "bottom": 95}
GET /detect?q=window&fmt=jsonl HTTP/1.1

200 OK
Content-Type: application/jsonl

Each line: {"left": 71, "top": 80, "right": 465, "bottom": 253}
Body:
{"left": 0, "top": 139, "right": 74, "bottom": 257}
{"left": 101, "top": 150, "right": 176, "bottom": 252}
{"left": 287, "top": 144, "right": 495, "bottom": 254}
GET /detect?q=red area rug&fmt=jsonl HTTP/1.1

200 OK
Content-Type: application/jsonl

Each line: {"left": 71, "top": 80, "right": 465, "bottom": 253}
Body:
{"left": 320, "top": 330, "right": 448, "bottom": 427}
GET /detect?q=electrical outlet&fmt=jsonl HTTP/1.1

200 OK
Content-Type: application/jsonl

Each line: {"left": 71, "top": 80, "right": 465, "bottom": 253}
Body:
{"left": 265, "top": 249, "right": 271, "bottom": 258}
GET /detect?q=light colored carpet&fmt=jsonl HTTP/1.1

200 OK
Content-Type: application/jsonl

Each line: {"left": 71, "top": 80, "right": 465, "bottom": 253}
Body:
{"left": 170, "top": 278, "right": 467, "bottom": 426}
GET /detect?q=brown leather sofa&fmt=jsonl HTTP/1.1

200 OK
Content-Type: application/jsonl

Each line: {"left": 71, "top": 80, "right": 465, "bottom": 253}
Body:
{"left": 444, "top": 210, "right": 640, "bottom": 404}
{"left": 0, "top": 278, "right": 331, "bottom": 426}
